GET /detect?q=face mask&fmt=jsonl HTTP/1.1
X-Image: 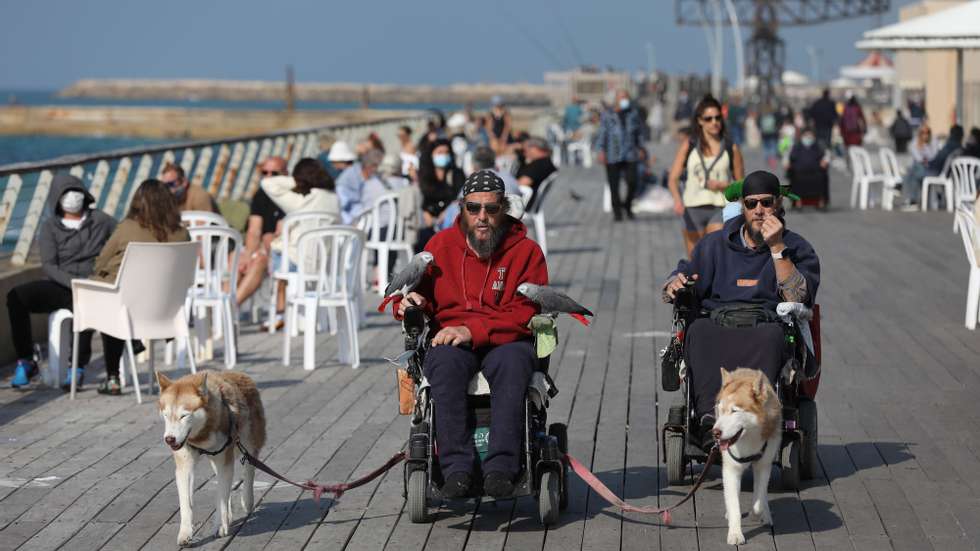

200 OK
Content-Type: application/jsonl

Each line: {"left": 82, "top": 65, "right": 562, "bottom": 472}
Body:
{"left": 433, "top": 154, "right": 452, "bottom": 168}
{"left": 618, "top": 99, "right": 630, "bottom": 110}
{"left": 801, "top": 136, "right": 815, "bottom": 147}
{"left": 60, "top": 190, "right": 86, "bottom": 214}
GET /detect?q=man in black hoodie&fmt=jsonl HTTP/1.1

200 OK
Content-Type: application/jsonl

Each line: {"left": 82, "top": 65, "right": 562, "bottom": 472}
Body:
{"left": 7, "top": 173, "right": 116, "bottom": 388}
{"left": 662, "top": 171, "right": 820, "bottom": 449}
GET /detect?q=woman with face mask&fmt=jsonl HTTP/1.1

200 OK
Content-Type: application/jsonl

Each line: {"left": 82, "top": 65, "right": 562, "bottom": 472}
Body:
{"left": 7, "top": 174, "right": 117, "bottom": 389}
{"left": 785, "top": 127, "right": 830, "bottom": 209}
{"left": 415, "top": 138, "right": 465, "bottom": 251}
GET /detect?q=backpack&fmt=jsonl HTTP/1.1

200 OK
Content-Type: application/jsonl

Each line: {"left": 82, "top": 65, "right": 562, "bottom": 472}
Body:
{"left": 685, "top": 138, "right": 736, "bottom": 179}
{"left": 842, "top": 106, "right": 863, "bottom": 134}
{"left": 892, "top": 116, "right": 912, "bottom": 141}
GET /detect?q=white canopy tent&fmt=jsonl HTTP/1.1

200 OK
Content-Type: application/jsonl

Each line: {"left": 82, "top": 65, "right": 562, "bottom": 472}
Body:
{"left": 856, "top": 0, "right": 980, "bottom": 123}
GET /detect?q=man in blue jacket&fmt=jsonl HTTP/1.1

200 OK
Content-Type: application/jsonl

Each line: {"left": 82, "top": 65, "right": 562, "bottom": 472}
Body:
{"left": 662, "top": 170, "right": 820, "bottom": 449}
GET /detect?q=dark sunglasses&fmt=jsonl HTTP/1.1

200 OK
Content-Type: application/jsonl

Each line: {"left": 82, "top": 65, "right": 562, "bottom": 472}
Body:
{"left": 261, "top": 170, "right": 284, "bottom": 176}
{"left": 700, "top": 115, "right": 723, "bottom": 123}
{"left": 743, "top": 196, "right": 776, "bottom": 209}
{"left": 464, "top": 201, "right": 503, "bottom": 215}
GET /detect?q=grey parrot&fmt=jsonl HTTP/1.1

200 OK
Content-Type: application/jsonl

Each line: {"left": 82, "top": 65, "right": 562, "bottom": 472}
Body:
{"left": 377, "top": 251, "right": 434, "bottom": 313}
{"left": 516, "top": 282, "right": 594, "bottom": 326}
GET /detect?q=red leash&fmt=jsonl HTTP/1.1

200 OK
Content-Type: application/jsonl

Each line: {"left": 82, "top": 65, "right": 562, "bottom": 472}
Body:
{"left": 564, "top": 446, "right": 718, "bottom": 525}
{"left": 235, "top": 442, "right": 717, "bottom": 520}
{"left": 236, "top": 442, "right": 405, "bottom": 505}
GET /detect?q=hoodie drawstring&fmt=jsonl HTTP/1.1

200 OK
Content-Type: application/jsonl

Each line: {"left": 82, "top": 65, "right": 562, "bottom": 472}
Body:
{"left": 461, "top": 248, "right": 495, "bottom": 311}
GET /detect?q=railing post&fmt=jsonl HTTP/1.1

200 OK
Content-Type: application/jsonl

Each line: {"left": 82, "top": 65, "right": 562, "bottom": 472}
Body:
{"left": 232, "top": 140, "right": 260, "bottom": 201}
{"left": 88, "top": 160, "right": 111, "bottom": 206}
{"left": 288, "top": 134, "right": 307, "bottom": 172}
{"left": 102, "top": 157, "right": 133, "bottom": 218}
{"left": 245, "top": 138, "right": 275, "bottom": 199}
{"left": 157, "top": 150, "right": 176, "bottom": 177}
{"left": 207, "top": 144, "right": 232, "bottom": 196}
{"left": 190, "top": 147, "right": 213, "bottom": 191}
{"left": 0, "top": 175, "right": 23, "bottom": 247}
{"left": 12, "top": 170, "right": 53, "bottom": 265}
{"left": 219, "top": 142, "right": 245, "bottom": 200}
{"left": 180, "top": 148, "right": 195, "bottom": 176}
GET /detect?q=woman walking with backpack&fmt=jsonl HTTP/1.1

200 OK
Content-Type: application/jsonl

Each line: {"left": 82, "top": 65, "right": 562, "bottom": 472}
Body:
{"left": 668, "top": 95, "right": 745, "bottom": 257}
{"left": 840, "top": 95, "right": 867, "bottom": 149}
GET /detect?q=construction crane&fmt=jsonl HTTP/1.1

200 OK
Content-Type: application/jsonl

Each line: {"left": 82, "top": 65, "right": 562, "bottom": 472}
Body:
{"left": 676, "top": 0, "right": 889, "bottom": 103}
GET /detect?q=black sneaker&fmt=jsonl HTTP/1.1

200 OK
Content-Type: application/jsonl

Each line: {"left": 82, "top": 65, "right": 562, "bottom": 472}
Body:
{"left": 483, "top": 471, "right": 515, "bottom": 498}
{"left": 97, "top": 377, "right": 122, "bottom": 396}
{"left": 441, "top": 471, "right": 472, "bottom": 498}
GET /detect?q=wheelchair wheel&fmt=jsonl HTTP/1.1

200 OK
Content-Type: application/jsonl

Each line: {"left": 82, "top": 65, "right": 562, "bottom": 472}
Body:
{"left": 798, "top": 399, "right": 818, "bottom": 479}
{"left": 408, "top": 470, "right": 429, "bottom": 523}
{"left": 781, "top": 440, "right": 800, "bottom": 491}
{"left": 538, "top": 471, "right": 560, "bottom": 525}
{"left": 665, "top": 433, "right": 686, "bottom": 485}
{"left": 548, "top": 423, "right": 569, "bottom": 510}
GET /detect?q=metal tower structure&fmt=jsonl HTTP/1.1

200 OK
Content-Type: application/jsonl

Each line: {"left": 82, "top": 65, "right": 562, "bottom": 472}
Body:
{"left": 676, "top": 0, "right": 889, "bottom": 103}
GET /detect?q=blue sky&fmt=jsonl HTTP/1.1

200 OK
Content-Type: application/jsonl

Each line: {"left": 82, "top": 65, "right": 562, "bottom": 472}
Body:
{"left": 0, "top": 0, "right": 918, "bottom": 90}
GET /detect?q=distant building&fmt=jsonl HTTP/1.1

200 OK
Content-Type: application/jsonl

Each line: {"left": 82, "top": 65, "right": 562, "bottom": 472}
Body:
{"left": 893, "top": 0, "right": 980, "bottom": 131}
{"left": 544, "top": 68, "right": 632, "bottom": 106}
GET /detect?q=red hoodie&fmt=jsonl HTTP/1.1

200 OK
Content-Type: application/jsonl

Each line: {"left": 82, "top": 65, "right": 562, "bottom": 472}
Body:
{"left": 394, "top": 217, "right": 548, "bottom": 348}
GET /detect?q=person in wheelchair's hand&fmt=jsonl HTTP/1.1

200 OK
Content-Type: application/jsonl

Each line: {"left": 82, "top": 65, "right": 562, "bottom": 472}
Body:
{"left": 390, "top": 170, "right": 548, "bottom": 499}
{"left": 662, "top": 170, "right": 820, "bottom": 450}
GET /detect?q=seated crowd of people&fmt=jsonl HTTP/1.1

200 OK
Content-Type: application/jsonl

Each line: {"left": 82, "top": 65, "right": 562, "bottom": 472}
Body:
{"left": 7, "top": 104, "right": 558, "bottom": 394}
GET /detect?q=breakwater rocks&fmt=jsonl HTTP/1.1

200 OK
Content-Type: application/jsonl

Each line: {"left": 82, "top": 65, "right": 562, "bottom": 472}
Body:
{"left": 0, "top": 106, "right": 421, "bottom": 140}
{"left": 59, "top": 79, "right": 554, "bottom": 107}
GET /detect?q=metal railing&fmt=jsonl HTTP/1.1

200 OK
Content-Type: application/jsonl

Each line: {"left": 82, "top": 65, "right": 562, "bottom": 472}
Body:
{"left": 0, "top": 114, "right": 429, "bottom": 265}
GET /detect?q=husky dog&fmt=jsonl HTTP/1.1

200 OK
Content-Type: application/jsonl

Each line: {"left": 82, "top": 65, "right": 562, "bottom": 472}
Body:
{"left": 712, "top": 368, "right": 782, "bottom": 546}
{"left": 157, "top": 371, "right": 267, "bottom": 546}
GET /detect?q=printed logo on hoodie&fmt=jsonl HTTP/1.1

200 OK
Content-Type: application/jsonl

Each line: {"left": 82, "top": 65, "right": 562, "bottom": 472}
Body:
{"left": 492, "top": 267, "right": 507, "bottom": 304}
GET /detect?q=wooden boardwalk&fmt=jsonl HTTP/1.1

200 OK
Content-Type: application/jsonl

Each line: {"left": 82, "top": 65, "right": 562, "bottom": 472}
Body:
{"left": 1, "top": 148, "right": 979, "bottom": 550}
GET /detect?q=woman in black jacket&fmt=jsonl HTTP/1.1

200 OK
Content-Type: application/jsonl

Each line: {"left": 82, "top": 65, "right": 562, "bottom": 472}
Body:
{"left": 786, "top": 127, "right": 830, "bottom": 209}
{"left": 415, "top": 138, "right": 464, "bottom": 251}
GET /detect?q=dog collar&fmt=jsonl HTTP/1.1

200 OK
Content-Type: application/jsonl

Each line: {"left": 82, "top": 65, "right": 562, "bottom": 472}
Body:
{"left": 188, "top": 397, "right": 236, "bottom": 457}
{"left": 726, "top": 440, "right": 767, "bottom": 464}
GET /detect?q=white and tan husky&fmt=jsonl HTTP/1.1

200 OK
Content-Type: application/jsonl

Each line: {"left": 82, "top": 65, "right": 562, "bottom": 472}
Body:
{"left": 157, "top": 371, "right": 267, "bottom": 546}
{"left": 712, "top": 368, "right": 782, "bottom": 546}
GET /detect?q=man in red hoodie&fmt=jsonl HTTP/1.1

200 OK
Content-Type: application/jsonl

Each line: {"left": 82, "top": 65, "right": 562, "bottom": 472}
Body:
{"left": 395, "top": 170, "right": 548, "bottom": 498}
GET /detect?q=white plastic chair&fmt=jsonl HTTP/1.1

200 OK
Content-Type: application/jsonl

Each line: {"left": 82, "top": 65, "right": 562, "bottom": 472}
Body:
{"left": 954, "top": 209, "right": 979, "bottom": 330}
{"left": 363, "top": 192, "right": 415, "bottom": 297}
{"left": 181, "top": 210, "right": 228, "bottom": 228}
{"left": 922, "top": 153, "right": 958, "bottom": 213}
{"left": 950, "top": 158, "right": 979, "bottom": 232}
{"left": 283, "top": 227, "right": 365, "bottom": 370}
{"left": 46, "top": 309, "right": 74, "bottom": 387}
{"left": 879, "top": 147, "right": 904, "bottom": 185}
{"left": 267, "top": 211, "right": 337, "bottom": 334}
{"left": 70, "top": 242, "right": 199, "bottom": 403}
{"left": 522, "top": 172, "right": 559, "bottom": 256}
{"left": 848, "top": 147, "right": 899, "bottom": 210}
{"left": 187, "top": 226, "right": 242, "bottom": 369}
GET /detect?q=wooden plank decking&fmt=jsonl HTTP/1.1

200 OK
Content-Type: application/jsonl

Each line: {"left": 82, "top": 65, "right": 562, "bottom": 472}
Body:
{"left": 1, "top": 147, "right": 979, "bottom": 550}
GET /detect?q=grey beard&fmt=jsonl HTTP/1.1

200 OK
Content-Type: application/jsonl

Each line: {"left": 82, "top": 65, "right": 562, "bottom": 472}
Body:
{"left": 466, "top": 222, "right": 507, "bottom": 258}
{"left": 745, "top": 224, "right": 766, "bottom": 248}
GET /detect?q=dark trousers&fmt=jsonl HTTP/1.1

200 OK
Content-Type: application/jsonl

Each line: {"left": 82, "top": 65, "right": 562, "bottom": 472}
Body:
{"left": 685, "top": 318, "right": 784, "bottom": 419}
{"left": 422, "top": 341, "right": 535, "bottom": 477}
{"left": 7, "top": 280, "right": 93, "bottom": 366}
{"left": 605, "top": 161, "right": 637, "bottom": 218}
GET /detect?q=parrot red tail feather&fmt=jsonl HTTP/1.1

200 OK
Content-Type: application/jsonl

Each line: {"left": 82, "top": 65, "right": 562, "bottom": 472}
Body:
{"left": 570, "top": 313, "right": 591, "bottom": 326}
{"left": 377, "top": 295, "right": 396, "bottom": 313}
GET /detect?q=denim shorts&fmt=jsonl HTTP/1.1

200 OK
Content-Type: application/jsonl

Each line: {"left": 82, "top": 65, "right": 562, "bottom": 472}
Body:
{"left": 269, "top": 250, "right": 297, "bottom": 273}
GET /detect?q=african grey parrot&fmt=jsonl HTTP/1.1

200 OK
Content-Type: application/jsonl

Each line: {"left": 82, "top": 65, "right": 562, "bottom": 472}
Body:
{"left": 516, "top": 282, "right": 594, "bottom": 326}
{"left": 377, "top": 251, "right": 434, "bottom": 313}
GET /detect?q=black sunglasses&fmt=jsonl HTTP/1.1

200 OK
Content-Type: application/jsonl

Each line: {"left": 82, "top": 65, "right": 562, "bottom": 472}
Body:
{"left": 743, "top": 196, "right": 776, "bottom": 209}
{"left": 464, "top": 201, "right": 503, "bottom": 215}
{"left": 261, "top": 170, "right": 284, "bottom": 176}
{"left": 701, "top": 115, "right": 723, "bottom": 123}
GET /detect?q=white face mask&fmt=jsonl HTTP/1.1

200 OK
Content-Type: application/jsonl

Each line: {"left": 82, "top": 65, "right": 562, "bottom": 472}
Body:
{"left": 60, "top": 191, "right": 86, "bottom": 214}
{"left": 618, "top": 98, "right": 630, "bottom": 110}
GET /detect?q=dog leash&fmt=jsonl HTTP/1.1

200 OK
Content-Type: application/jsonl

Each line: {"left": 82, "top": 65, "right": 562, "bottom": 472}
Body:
{"left": 564, "top": 446, "right": 719, "bottom": 525}
{"left": 234, "top": 442, "right": 406, "bottom": 505}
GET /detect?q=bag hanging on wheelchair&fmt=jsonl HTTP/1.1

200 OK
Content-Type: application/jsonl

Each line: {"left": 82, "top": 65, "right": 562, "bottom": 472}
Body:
{"left": 708, "top": 303, "right": 781, "bottom": 328}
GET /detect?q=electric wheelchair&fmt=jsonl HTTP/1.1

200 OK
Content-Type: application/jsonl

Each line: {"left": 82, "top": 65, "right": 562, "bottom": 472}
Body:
{"left": 399, "top": 306, "right": 569, "bottom": 524}
{"left": 660, "top": 280, "right": 822, "bottom": 490}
